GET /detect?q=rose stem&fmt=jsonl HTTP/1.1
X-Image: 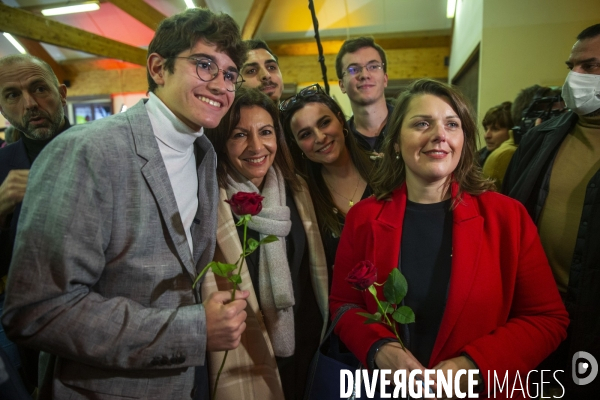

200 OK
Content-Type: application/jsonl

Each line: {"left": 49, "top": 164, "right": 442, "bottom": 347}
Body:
{"left": 212, "top": 215, "right": 249, "bottom": 400}
{"left": 371, "top": 290, "right": 406, "bottom": 351}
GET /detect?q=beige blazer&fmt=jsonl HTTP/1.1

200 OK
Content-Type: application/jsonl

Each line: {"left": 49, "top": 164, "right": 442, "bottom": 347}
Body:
{"left": 201, "top": 177, "right": 328, "bottom": 399}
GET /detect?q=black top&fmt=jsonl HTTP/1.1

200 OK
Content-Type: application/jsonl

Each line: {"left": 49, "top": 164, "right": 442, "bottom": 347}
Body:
{"left": 321, "top": 185, "right": 373, "bottom": 283}
{"left": 399, "top": 199, "right": 453, "bottom": 366}
{"left": 348, "top": 102, "right": 395, "bottom": 153}
{"left": 234, "top": 187, "right": 322, "bottom": 400}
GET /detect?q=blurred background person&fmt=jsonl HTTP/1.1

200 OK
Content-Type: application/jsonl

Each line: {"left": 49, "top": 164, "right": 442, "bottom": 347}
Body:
{"left": 329, "top": 79, "right": 568, "bottom": 397}
{"left": 480, "top": 101, "right": 514, "bottom": 190}
{"left": 203, "top": 88, "right": 328, "bottom": 400}
{"left": 280, "top": 84, "right": 374, "bottom": 278}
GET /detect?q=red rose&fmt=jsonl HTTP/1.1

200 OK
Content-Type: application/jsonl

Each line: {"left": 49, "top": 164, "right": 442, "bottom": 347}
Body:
{"left": 346, "top": 260, "right": 377, "bottom": 291}
{"left": 226, "top": 192, "right": 264, "bottom": 216}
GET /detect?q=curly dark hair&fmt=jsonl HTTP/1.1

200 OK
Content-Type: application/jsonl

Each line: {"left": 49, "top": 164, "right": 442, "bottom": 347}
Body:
{"left": 204, "top": 87, "right": 300, "bottom": 191}
{"left": 147, "top": 8, "right": 247, "bottom": 93}
{"left": 372, "top": 79, "right": 494, "bottom": 205}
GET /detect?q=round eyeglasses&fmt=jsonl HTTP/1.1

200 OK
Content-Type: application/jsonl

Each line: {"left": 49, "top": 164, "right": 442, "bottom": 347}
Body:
{"left": 279, "top": 83, "right": 326, "bottom": 112}
{"left": 172, "top": 56, "right": 245, "bottom": 92}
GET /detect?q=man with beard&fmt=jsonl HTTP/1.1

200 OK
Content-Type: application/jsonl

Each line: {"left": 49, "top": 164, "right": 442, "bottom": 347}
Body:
{"left": 336, "top": 37, "right": 392, "bottom": 155}
{"left": 240, "top": 39, "right": 284, "bottom": 103}
{"left": 503, "top": 23, "right": 600, "bottom": 397}
{"left": 0, "top": 54, "right": 69, "bottom": 393}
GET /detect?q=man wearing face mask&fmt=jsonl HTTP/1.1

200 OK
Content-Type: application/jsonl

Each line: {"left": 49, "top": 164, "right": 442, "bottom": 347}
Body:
{"left": 503, "top": 23, "right": 600, "bottom": 397}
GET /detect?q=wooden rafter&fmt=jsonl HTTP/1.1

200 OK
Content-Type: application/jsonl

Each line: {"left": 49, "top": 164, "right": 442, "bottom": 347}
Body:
{"left": 12, "top": 35, "right": 70, "bottom": 85}
{"left": 0, "top": 3, "right": 147, "bottom": 66}
{"left": 107, "top": 0, "right": 166, "bottom": 30}
{"left": 241, "top": 0, "right": 272, "bottom": 40}
{"left": 268, "top": 34, "right": 451, "bottom": 56}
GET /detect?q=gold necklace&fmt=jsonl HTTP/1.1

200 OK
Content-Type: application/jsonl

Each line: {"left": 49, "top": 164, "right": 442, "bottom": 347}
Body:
{"left": 324, "top": 172, "right": 360, "bottom": 207}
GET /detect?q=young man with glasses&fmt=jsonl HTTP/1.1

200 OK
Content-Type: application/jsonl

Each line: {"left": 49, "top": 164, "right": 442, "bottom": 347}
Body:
{"left": 336, "top": 37, "right": 393, "bottom": 155}
{"left": 2, "top": 8, "right": 248, "bottom": 400}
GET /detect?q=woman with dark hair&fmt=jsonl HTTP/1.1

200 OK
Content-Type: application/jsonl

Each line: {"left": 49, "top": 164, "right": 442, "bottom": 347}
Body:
{"left": 280, "top": 84, "right": 374, "bottom": 276}
{"left": 202, "top": 88, "right": 328, "bottom": 400}
{"left": 329, "top": 79, "right": 569, "bottom": 397}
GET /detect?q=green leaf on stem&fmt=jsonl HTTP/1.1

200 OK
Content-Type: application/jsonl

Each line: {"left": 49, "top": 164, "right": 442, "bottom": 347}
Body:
{"left": 247, "top": 238, "right": 259, "bottom": 252}
{"left": 378, "top": 301, "right": 390, "bottom": 315}
{"left": 193, "top": 261, "right": 217, "bottom": 289}
{"left": 211, "top": 261, "right": 237, "bottom": 278}
{"left": 392, "top": 306, "right": 415, "bottom": 324}
{"left": 228, "top": 274, "right": 242, "bottom": 285}
{"left": 356, "top": 312, "right": 381, "bottom": 321}
{"left": 383, "top": 269, "right": 408, "bottom": 305}
{"left": 259, "top": 235, "right": 279, "bottom": 245}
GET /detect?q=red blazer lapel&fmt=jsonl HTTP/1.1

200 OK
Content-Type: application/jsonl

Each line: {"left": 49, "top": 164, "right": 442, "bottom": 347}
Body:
{"left": 367, "top": 187, "right": 407, "bottom": 315}
{"left": 430, "top": 185, "right": 483, "bottom": 365}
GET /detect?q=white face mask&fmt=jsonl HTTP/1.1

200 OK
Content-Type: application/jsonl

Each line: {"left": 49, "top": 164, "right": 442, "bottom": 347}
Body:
{"left": 562, "top": 71, "right": 600, "bottom": 115}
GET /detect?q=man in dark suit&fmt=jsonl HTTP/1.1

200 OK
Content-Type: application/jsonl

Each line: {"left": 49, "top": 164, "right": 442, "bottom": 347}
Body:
{"left": 2, "top": 8, "right": 250, "bottom": 399}
{"left": 0, "top": 54, "right": 69, "bottom": 392}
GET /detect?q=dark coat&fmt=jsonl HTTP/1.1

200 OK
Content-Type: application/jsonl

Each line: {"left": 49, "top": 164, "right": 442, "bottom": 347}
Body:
{"left": 503, "top": 110, "right": 600, "bottom": 396}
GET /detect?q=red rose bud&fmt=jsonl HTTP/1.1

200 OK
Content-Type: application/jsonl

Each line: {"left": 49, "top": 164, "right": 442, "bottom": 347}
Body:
{"left": 346, "top": 260, "right": 377, "bottom": 291}
{"left": 226, "top": 192, "right": 265, "bottom": 216}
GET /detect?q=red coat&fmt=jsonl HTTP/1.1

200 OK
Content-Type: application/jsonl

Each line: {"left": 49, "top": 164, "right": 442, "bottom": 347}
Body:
{"left": 330, "top": 183, "right": 569, "bottom": 398}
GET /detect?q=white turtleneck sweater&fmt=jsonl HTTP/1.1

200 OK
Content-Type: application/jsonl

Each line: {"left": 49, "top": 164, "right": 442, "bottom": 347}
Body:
{"left": 145, "top": 93, "right": 204, "bottom": 253}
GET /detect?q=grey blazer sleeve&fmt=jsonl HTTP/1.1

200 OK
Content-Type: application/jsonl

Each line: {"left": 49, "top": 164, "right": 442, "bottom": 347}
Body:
{"left": 1, "top": 118, "right": 207, "bottom": 371}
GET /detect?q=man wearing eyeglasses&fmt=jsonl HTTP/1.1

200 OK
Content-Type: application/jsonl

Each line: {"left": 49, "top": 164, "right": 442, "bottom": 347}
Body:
{"left": 240, "top": 39, "right": 284, "bottom": 103}
{"left": 336, "top": 37, "right": 393, "bottom": 155}
{"left": 2, "top": 8, "right": 248, "bottom": 400}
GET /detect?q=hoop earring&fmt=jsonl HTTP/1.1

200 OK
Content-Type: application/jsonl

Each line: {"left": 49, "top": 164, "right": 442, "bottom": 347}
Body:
{"left": 343, "top": 128, "right": 349, "bottom": 137}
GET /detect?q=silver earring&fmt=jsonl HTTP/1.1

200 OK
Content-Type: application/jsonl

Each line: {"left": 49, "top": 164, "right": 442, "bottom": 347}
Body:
{"left": 396, "top": 154, "right": 400, "bottom": 159}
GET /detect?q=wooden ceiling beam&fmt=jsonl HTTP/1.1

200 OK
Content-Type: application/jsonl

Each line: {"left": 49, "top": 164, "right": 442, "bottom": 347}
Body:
{"left": 107, "top": 0, "right": 166, "bottom": 31}
{"left": 0, "top": 3, "right": 147, "bottom": 66}
{"left": 12, "top": 35, "right": 71, "bottom": 85}
{"left": 268, "top": 34, "right": 451, "bottom": 56}
{"left": 241, "top": 0, "right": 272, "bottom": 40}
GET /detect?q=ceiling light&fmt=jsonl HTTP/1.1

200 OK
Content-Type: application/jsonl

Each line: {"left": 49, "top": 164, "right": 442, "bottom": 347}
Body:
{"left": 447, "top": 0, "right": 457, "bottom": 19}
{"left": 41, "top": 1, "right": 100, "bottom": 16}
{"left": 184, "top": 0, "right": 196, "bottom": 9}
{"left": 3, "top": 33, "right": 27, "bottom": 54}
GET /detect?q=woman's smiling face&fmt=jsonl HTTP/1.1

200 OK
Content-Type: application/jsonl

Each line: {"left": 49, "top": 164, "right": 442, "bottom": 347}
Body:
{"left": 289, "top": 102, "right": 346, "bottom": 165}
{"left": 226, "top": 105, "right": 277, "bottom": 189}
{"left": 398, "top": 94, "right": 464, "bottom": 188}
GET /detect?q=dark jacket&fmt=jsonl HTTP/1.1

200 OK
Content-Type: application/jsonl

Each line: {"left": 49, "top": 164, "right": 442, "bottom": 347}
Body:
{"left": 503, "top": 110, "right": 600, "bottom": 396}
{"left": 348, "top": 102, "right": 395, "bottom": 153}
{"left": 0, "top": 139, "right": 30, "bottom": 278}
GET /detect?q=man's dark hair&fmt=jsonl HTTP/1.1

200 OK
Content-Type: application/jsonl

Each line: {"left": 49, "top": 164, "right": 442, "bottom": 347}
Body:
{"left": 335, "top": 37, "right": 387, "bottom": 79}
{"left": 577, "top": 23, "right": 600, "bottom": 40}
{"left": 511, "top": 85, "right": 553, "bottom": 126}
{"left": 147, "top": 8, "right": 247, "bottom": 93}
{"left": 244, "top": 39, "right": 278, "bottom": 63}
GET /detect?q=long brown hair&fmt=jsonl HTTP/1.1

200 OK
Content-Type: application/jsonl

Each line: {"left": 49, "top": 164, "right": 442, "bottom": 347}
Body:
{"left": 205, "top": 87, "right": 300, "bottom": 191}
{"left": 372, "top": 79, "right": 494, "bottom": 204}
{"left": 281, "top": 90, "right": 373, "bottom": 237}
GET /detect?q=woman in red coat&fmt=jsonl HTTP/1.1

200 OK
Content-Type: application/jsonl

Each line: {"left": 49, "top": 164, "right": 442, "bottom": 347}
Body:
{"left": 329, "top": 79, "right": 569, "bottom": 398}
